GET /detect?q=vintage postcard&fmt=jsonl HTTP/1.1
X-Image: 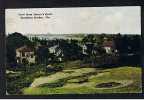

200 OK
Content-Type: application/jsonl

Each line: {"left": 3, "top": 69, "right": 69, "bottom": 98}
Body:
{"left": 5, "top": 7, "right": 142, "bottom": 95}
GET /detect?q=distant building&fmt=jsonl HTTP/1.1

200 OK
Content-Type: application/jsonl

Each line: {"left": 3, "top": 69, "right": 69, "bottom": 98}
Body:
{"left": 81, "top": 42, "right": 98, "bottom": 55}
{"left": 49, "top": 45, "right": 63, "bottom": 61}
{"left": 102, "top": 38, "right": 117, "bottom": 54}
{"left": 82, "top": 44, "right": 87, "bottom": 54}
{"left": 49, "top": 45, "right": 58, "bottom": 54}
{"left": 16, "top": 45, "right": 36, "bottom": 64}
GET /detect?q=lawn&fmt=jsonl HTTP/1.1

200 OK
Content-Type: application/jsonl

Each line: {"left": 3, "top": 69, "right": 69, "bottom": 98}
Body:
{"left": 23, "top": 66, "right": 142, "bottom": 94}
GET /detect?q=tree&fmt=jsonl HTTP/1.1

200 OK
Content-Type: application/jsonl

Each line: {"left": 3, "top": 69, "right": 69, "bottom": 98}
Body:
{"left": 129, "top": 35, "right": 140, "bottom": 53}
{"left": 82, "top": 34, "right": 107, "bottom": 66}
{"left": 114, "top": 33, "right": 123, "bottom": 54}
{"left": 68, "top": 39, "right": 83, "bottom": 60}
{"left": 56, "top": 39, "right": 83, "bottom": 61}
{"left": 6, "top": 32, "right": 32, "bottom": 64}
{"left": 36, "top": 46, "right": 50, "bottom": 64}
{"left": 114, "top": 33, "right": 140, "bottom": 54}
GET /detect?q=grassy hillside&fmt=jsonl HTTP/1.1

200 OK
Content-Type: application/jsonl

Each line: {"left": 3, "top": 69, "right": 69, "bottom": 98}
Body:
{"left": 23, "top": 66, "right": 142, "bottom": 94}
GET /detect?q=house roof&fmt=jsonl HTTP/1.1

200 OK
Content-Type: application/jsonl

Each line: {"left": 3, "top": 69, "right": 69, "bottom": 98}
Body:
{"left": 16, "top": 45, "right": 34, "bottom": 52}
{"left": 103, "top": 40, "right": 115, "bottom": 48}
{"left": 49, "top": 45, "right": 58, "bottom": 49}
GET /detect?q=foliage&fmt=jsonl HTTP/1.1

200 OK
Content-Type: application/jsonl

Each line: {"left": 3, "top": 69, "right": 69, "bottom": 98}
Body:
{"left": 6, "top": 33, "right": 141, "bottom": 95}
{"left": 114, "top": 34, "right": 140, "bottom": 54}
{"left": 6, "top": 64, "right": 51, "bottom": 94}
{"left": 6, "top": 32, "right": 32, "bottom": 64}
{"left": 56, "top": 39, "right": 83, "bottom": 61}
{"left": 36, "top": 46, "right": 50, "bottom": 64}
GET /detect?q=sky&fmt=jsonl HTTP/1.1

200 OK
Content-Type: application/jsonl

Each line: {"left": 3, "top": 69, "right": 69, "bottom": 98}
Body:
{"left": 5, "top": 6, "right": 141, "bottom": 35}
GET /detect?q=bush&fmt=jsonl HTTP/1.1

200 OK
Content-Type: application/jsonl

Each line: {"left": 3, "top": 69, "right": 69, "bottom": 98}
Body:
{"left": 39, "top": 79, "right": 66, "bottom": 88}
{"left": 7, "top": 64, "right": 50, "bottom": 94}
{"left": 46, "top": 65, "right": 63, "bottom": 72}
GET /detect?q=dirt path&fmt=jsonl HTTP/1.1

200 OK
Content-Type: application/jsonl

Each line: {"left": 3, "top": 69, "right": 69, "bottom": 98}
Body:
{"left": 30, "top": 68, "right": 97, "bottom": 87}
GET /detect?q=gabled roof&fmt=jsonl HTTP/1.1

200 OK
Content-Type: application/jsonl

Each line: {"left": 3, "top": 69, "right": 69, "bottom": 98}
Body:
{"left": 103, "top": 40, "right": 115, "bottom": 48}
{"left": 16, "top": 45, "right": 34, "bottom": 52}
{"left": 49, "top": 45, "right": 58, "bottom": 49}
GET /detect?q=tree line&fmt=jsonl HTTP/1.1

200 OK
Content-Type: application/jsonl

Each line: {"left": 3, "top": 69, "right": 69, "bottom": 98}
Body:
{"left": 6, "top": 32, "right": 141, "bottom": 68}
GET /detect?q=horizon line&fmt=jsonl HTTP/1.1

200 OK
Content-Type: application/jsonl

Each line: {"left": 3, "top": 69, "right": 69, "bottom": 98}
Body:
{"left": 7, "top": 32, "right": 141, "bottom": 35}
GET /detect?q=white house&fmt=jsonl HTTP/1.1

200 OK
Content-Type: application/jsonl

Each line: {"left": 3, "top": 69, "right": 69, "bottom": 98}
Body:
{"left": 48, "top": 45, "right": 63, "bottom": 61}
{"left": 82, "top": 44, "right": 87, "bottom": 54}
{"left": 81, "top": 42, "right": 98, "bottom": 55}
{"left": 16, "top": 45, "right": 36, "bottom": 64}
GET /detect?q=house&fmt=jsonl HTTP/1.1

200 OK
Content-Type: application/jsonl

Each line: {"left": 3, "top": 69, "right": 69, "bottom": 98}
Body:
{"left": 82, "top": 44, "right": 87, "bottom": 54}
{"left": 48, "top": 45, "right": 63, "bottom": 61}
{"left": 102, "top": 38, "right": 117, "bottom": 54}
{"left": 81, "top": 42, "right": 98, "bottom": 55}
{"left": 16, "top": 45, "right": 36, "bottom": 64}
{"left": 49, "top": 45, "right": 58, "bottom": 54}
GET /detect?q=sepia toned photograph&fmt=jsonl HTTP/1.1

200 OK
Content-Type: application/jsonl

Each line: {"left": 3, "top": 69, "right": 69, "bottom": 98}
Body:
{"left": 5, "top": 7, "right": 142, "bottom": 95}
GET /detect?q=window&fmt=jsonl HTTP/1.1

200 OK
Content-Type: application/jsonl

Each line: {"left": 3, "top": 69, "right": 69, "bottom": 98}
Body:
{"left": 31, "top": 54, "right": 34, "bottom": 58}
{"left": 22, "top": 52, "right": 25, "bottom": 57}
